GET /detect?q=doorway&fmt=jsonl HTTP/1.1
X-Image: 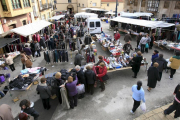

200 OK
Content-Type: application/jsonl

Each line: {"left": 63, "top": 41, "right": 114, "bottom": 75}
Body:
{"left": 67, "top": 4, "right": 74, "bottom": 14}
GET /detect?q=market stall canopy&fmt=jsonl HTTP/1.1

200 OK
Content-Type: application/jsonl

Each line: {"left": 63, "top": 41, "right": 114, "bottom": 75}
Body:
{"left": 81, "top": 8, "right": 108, "bottom": 12}
{"left": 111, "top": 17, "right": 175, "bottom": 29}
{"left": 0, "top": 38, "right": 18, "bottom": 48}
{"left": 105, "top": 11, "right": 115, "bottom": 15}
{"left": 74, "top": 12, "right": 98, "bottom": 18}
{"left": 120, "top": 12, "right": 153, "bottom": 17}
{"left": 48, "top": 15, "right": 65, "bottom": 20}
{"left": 10, "top": 20, "right": 52, "bottom": 37}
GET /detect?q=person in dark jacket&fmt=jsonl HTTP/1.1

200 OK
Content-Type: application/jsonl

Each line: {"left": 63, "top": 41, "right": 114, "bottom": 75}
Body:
{"left": 30, "top": 41, "right": 35, "bottom": 57}
{"left": 74, "top": 50, "right": 83, "bottom": 66}
{"left": 84, "top": 34, "right": 92, "bottom": 45}
{"left": 51, "top": 72, "right": 64, "bottom": 104}
{"left": 65, "top": 76, "right": 78, "bottom": 109}
{"left": 96, "top": 62, "right": 107, "bottom": 92}
{"left": 95, "top": 55, "right": 104, "bottom": 66}
{"left": 124, "top": 32, "right": 132, "bottom": 42}
{"left": 147, "top": 62, "right": 160, "bottom": 92}
{"left": 40, "top": 37, "right": 46, "bottom": 50}
{"left": 36, "top": 77, "right": 51, "bottom": 110}
{"left": 153, "top": 54, "right": 167, "bottom": 81}
{"left": 149, "top": 33, "right": 155, "bottom": 49}
{"left": 123, "top": 41, "right": 133, "bottom": 55}
{"left": 131, "top": 51, "right": 143, "bottom": 78}
{"left": 85, "top": 66, "right": 96, "bottom": 95}
{"left": 164, "top": 84, "right": 180, "bottom": 118}
{"left": 151, "top": 50, "right": 159, "bottom": 66}
{"left": 24, "top": 45, "right": 34, "bottom": 62}
{"left": 19, "top": 99, "right": 39, "bottom": 120}
{"left": 136, "top": 33, "right": 142, "bottom": 48}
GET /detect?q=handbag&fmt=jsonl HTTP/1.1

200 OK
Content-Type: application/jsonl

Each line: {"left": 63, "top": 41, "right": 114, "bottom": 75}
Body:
{"left": 145, "top": 43, "right": 149, "bottom": 48}
{"left": 140, "top": 103, "right": 146, "bottom": 112}
{"left": 76, "top": 84, "right": 85, "bottom": 94}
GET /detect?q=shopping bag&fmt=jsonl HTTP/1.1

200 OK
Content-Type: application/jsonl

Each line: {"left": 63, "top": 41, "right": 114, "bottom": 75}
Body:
{"left": 140, "top": 103, "right": 146, "bottom": 112}
{"left": 35, "top": 51, "right": 37, "bottom": 56}
{"left": 138, "top": 45, "right": 141, "bottom": 49}
{"left": 145, "top": 43, "right": 149, "bottom": 48}
{"left": 76, "top": 84, "right": 85, "bottom": 94}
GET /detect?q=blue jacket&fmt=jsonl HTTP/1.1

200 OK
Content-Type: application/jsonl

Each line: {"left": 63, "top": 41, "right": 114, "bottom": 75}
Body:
{"left": 132, "top": 85, "right": 145, "bottom": 102}
{"left": 151, "top": 54, "right": 159, "bottom": 62}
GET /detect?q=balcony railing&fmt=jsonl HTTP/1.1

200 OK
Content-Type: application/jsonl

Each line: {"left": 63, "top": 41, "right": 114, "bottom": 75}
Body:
{"left": 40, "top": 3, "right": 52, "bottom": 11}
{"left": 2, "top": 4, "right": 8, "bottom": 11}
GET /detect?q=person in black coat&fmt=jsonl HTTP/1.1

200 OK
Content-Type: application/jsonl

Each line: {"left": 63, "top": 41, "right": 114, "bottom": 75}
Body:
{"left": 153, "top": 54, "right": 167, "bottom": 81}
{"left": 74, "top": 50, "right": 83, "bottom": 66}
{"left": 84, "top": 66, "right": 96, "bottom": 95}
{"left": 136, "top": 33, "right": 142, "bottom": 48}
{"left": 131, "top": 51, "right": 143, "bottom": 78}
{"left": 19, "top": 99, "right": 39, "bottom": 120}
{"left": 30, "top": 41, "right": 35, "bottom": 57}
{"left": 147, "top": 62, "right": 160, "bottom": 92}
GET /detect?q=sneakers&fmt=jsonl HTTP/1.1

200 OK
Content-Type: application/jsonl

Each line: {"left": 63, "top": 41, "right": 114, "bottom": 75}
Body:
{"left": 169, "top": 76, "right": 173, "bottom": 80}
{"left": 130, "top": 110, "right": 134, "bottom": 114}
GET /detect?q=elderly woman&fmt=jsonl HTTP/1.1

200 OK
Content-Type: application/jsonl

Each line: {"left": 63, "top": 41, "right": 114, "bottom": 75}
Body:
{"left": 147, "top": 62, "right": 160, "bottom": 92}
{"left": 65, "top": 76, "right": 78, "bottom": 109}
{"left": 51, "top": 72, "right": 64, "bottom": 104}
{"left": 96, "top": 62, "right": 108, "bottom": 92}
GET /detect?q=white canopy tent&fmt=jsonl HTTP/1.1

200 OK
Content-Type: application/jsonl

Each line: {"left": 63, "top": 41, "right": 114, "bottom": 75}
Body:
{"left": 48, "top": 15, "right": 65, "bottom": 20}
{"left": 74, "top": 12, "right": 98, "bottom": 18}
{"left": 81, "top": 8, "right": 108, "bottom": 12}
{"left": 105, "top": 12, "right": 115, "bottom": 15}
{"left": 10, "top": 20, "right": 52, "bottom": 37}
{"left": 119, "top": 12, "right": 153, "bottom": 17}
{"left": 111, "top": 17, "right": 175, "bottom": 29}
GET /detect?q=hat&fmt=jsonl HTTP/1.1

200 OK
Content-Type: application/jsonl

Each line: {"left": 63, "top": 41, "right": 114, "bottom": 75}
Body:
{"left": 55, "top": 72, "right": 61, "bottom": 79}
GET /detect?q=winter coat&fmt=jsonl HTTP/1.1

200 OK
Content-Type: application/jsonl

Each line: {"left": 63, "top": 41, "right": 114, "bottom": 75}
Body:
{"left": 169, "top": 56, "right": 180, "bottom": 69}
{"left": 77, "top": 69, "right": 86, "bottom": 85}
{"left": 36, "top": 83, "right": 51, "bottom": 99}
{"left": 65, "top": 77, "right": 78, "bottom": 97}
{"left": 21, "top": 55, "right": 32, "bottom": 68}
{"left": 124, "top": 34, "right": 132, "bottom": 42}
{"left": 146, "top": 37, "right": 151, "bottom": 43}
{"left": 139, "top": 37, "right": 147, "bottom": 45}
{"left": 5, "top": 56, "right": 13, "bottom": 65}
{"left": 51, "top": 77, "right": 64, "bottom": 95}
{"left": 132, "top": 56, "right": 142, "bottom": 73}
{"left": 96, "top": 66, "right": 107, "bottom": 82}
{"left": 74, "top": 53, "right": 83, "bottom": 66}
{"left": 23, "top": 47, "right": 32, "bottom": 56}
{"left": 136, "top": 35, "right": 142, "bottom": 42}
{"left": 0, "top": 104, "right": 14, "bottom": 120}
{"left": 147, "top": 66, "right": 160, "bottom": 88}
{"left": 151, "top": 54, "right": 159, "bottom": 63}
{"left": 22, "top": 107, "right": 39, "bottom": 120}
{"left": 153, "top": 57, "right": 167, "bottom": 72}
{"left": 85, "top": 69, "right": 96, "bottom": 84}
{"left": 123, "top": 43, "right": 133, "bottom": 53}
{"left": 40, "top": 39, "right": 46, "bottom": 48}
{"left": 30, "top": 43, "right": 35, "bottom": 52}
{"left": 114, "top": 32, "right": 120, "bottom": 41}
{"left": 150, "top": 36, "right": 155, "bottom": 47}
{"left": 84, "top": 36, "right": 92, "bottom": 45}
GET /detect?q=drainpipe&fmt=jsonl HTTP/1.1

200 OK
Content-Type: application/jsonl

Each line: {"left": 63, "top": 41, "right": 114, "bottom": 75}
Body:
{"left": 115, "top": 0, "right": 118, "bottom": 17}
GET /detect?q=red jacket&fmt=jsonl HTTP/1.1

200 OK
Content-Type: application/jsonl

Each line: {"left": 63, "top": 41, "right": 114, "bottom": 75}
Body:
{"left": 96, "top": 66, "right": 107, "bottom": 82}
{"left": 114, "top": 33, "right": 120, "bottom": 40}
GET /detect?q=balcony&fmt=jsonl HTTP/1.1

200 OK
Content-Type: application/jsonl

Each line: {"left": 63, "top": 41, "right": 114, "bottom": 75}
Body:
{"left": 40, "top": 3, "right": 52, "bottom": 11}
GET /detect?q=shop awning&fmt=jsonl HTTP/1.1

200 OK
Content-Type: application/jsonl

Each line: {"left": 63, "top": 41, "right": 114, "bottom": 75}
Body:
{"left": 111, "top": 17, "right": 175, "bottom": 29}
{"left": 105, "top": 12, "right": 115, "bottom": 15}
{"left": 0, "top": 38, "right": 18, "bottom": 48}
{"left": 120, "top": 12, "right": 153, "bottom": 17}
{"left": 74, "top": 12, "right": 98, "bottom": 18}
{"left": 10, "top": 20, "right": 52, "bottom": 37}
{"left": 48, "top": 15, "right": 65, "bottom": 20}
{"left": 81, "top": 8, "right": 108, "bottom": 12}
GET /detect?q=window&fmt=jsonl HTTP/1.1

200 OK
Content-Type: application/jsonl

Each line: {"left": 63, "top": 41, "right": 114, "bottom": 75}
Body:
{"left": 141, "top": 0, "right": 146, "bottom": 7}
{"left": 107, "top": 3, "right": 109, "bottom": 6}
{"left": 68, "top": 0, "right": 71, "bottom": 3}
{"left": 22, "top": 20, "right": 26, "bottom": 25}
{"left": 92, "top": 3, "right": 96, "bottom": 6}
{"left": 147, "top": 0, "right": 160, "bottom": 12}
{"left": 134, "top": 0, "right": 138, "bottom": 6}
{"left": 175, "top": 1, "right": 180, "bottom": 9}
{"left": 1, "top": 0, "right": 8, "bottom": 11}
{"left": 96, "top": 22, "right": 100, "bottom": 27}
{"left": 82, "top": 4, "right": 84, "bottom": 7}
{"left": 11, "top": 0, "right": 21, "bottom": 9}
{"left": 127, "top": 1, "right": 130, "bottom": 6}
{"left": 32, "top": 6, "right": 37, "bottom": 17}
{"left": 90, "top": 22, "right": 94, "bottom": 27}
{"left": 164, "top": 1, "right": 169, "bottom": 8}
{"left": 23, "top": 0, "right": 30, "bottom": 7}
{"left": 79, "top": 3, "right": 80, "bottom": 7}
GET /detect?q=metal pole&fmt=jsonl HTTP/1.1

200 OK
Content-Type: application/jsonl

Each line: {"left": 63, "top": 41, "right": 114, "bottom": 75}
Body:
{"left": 115, "top": 0, "right": 118, "bottom": 17}
{"left": 139, "top": 0, "right": 142, "bottom": 12}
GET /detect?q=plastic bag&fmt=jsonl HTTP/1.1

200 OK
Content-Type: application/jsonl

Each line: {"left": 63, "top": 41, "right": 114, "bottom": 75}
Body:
{"left": 145, "top": 43, "right": 149, "bottom": 48}
{"left": 140, "top": 103, "right": 146, "bottom": 112}
{"left": 138, "top": 45, "right": 141, "bottom": 49}
{"left": 35, "top": 51, "right": 37, "bottom": 56}
{"left": 76, "top": 84, "right": 85, "bottom": 94}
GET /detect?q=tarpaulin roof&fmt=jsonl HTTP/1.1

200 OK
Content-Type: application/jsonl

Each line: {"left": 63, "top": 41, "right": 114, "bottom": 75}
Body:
{"left": 111, "top": 17, "right": 175, "bottom": 29}
{"left": 48, "top": 15, "right": 65, "bottom": 20}
{"left": 105, "top": 11, "right": 115, "bottom": 15}
{"left": 10, "top": 20, "right": 52, "bottom": 37}
{"left": 0, "top": 38, "right": 18, "bottom": 48}
{"left": 81, "top": 8, "right": 108, "bottom": 12}
{"left": 74, "top": 12, "right": 98, "bottom": 18}
{"left": 120, "top": 12, "right": 153, "bottom": 17}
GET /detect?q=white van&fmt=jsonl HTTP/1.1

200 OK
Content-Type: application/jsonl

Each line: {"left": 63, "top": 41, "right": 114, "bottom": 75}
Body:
{"left": 86, "top": 17, "right": 102, "bottom": 34}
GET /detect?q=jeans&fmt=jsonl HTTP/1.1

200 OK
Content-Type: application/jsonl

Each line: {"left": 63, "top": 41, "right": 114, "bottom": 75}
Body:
{"left": 170, "top": 68, "right": 176, "bottom": 78}
{"left": 134, "top": 72, "right": 138, "bottom": 77}
{"left": 9, "top": 64, "right": 15, "bottom": 71}
{"left": 164, "top": 100, "right": 180, "bottom": 118}
{"left": 88, "top": 84, "right": 94, "bottom": 95}
{"left": 100, "top": 81, "right": 105, "bottom": 91}
{"left": 42, "top": 98, "right": 50, "bottom": 110}
{"left": 132, "top": 99, "right": 141, "bottom": 112}
{"left": 69, "top": 94, "right": 78, "bottom": 109}
{"left": 37, "top": 50, "right": 41, "bottom": 57}
{"left": 0, "top": 91, "right": 5, "bottom": 97}
{"left": 159, "top": 72, "right": 162, "bottom": 81}
{"left": 141, "top": 44, "right": 145, "bottom": 53}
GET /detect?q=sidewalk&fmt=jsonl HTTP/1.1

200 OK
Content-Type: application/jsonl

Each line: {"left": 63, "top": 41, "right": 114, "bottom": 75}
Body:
{"left": 134, "top": 103, "right": 179, "bottom": 120}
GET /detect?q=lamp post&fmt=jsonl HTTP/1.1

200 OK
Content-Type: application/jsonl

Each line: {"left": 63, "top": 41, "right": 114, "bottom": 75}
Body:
{"left": 115, "top": 0, "right": 118, "bottom": 17}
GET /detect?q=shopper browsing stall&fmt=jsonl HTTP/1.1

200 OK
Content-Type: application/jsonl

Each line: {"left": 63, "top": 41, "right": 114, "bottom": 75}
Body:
{"left": 124, "top": 32, "right": 132, "bottom": 42}
{"left": 139, "top": 35, "right": 148, "bottom": 53}
{"left": 151, "top": 50, "right": 159, "bottom": 66}
{"left": 35, "top": 41, "right": 41, "bottom": 57}
{"left": 95, "top": 56, "right": 104, "bottom": 66}
{"left": 123, "top": 41, "right": 133, "bottom": 55}
{"left": 74, "top": 50, "right": 83, "bottom": 66}
{"left": 136, "top": 33, "right": 142, "bottom": 48}
{"left": 5, "top": 54, "right": 15, "bottom": 72}
{"left": 23, "top": 45, "right": 34, "bottom": 62}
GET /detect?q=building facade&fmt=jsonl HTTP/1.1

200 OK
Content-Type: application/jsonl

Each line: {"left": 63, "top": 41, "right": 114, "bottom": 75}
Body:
{"left": 101, "top": 0, "right": 124, "bottom": 12}
{"left": 0, "top": 0, "right": 32, "bottom": 32}
{"left": 123, "top": 0, "right": 180, "bottom": 18}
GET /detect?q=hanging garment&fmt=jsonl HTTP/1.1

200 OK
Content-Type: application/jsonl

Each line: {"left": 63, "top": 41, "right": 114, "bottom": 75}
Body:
{"left": 54, "top": 50, "right": 59, "bottom": 63}
{"left": 77, "top": 39, "right": 81, "bottom": 50}
{"left": 86, "top": 54, "right": 95, "bottom": 63}
{"left": 37, "top": 34, "right": 40, "bottom": 42}
{"left": 49, "top": 51, "right": 54, "bottom": 64}
{"left": 44, "top": 51, "right": 50, "bottom": 63}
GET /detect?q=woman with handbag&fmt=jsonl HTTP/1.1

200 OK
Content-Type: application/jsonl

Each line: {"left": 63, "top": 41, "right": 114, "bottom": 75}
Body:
{"left": 96, "top": 62, "right": 108, "bottom": 92}
{"left": 21, "top": 52, "right": 32, "bottom": 69}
